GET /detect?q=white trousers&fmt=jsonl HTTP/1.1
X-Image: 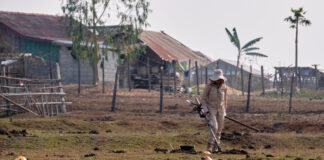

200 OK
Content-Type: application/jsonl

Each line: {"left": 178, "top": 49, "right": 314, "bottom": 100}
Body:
{"left": 207, "top": 108, "right": 225, "bottom": 144}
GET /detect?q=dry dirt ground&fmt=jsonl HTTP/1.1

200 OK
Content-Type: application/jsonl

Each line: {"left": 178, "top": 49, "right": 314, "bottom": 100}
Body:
{"left": 0, "top": 84, "right": 324, "bottom": 160}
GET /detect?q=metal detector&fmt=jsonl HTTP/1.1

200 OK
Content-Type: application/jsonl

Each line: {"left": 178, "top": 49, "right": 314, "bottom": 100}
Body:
{"left": 186, "top": 98, "right": 222, "bottom": 152}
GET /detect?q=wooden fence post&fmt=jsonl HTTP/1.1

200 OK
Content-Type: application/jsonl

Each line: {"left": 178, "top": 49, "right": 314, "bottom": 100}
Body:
{"left": 56, "top": 63, "right": 66, "bottom": 113}
{"left": 279, "top": 68, "right": 284, "bottom": 96}
{"left": 200, "top": 67, "right": 203, "bottom": 85}
{"left": 188, "top": 59, "right": 191, "bottom": 87}
{"left": 273, "top": 69, "right": 277, "bottom": 88}
{"left": 23, "top": 55, "right": 28, "bottom": 78}
{"left": 205, "top": 67, "right": 208, "bottom": 85}
{"left": 261, "top": 65, "right": 265, "bottom": 95}
{"left": 78, "top": 57, "right": 81, "bottom": 95}
{"left": 173, "top": 60, "right": 177, "bottom": 95}
{"left": 216, "top": 60, "right": 219, "bottom": 69}
{"left": 111, "top": 67, "right": 119, "bottom": 112}
{"left": 147, "top": 57, "right": 151, "bottom": 92}
{"left": 241, "top": 65, "right": 244, "bottom": 96}
{"left": 195, "top": 61, "right": 199, "bottom": 95}
{"left": 128, "top": 56, "right": 131, "bottom": 92}
{"left": 2, "top": 66, "right": 11, "bottom": 116}
{"left": 167, "top": 62, "right": 170, "bottom": 92}
{"left": 313, "top": 64, "right": 319, "bottom": 90}
{"left": 102, "top": 58, "right": 105, "bottom": 93}
{"left": 246, "top": 72, "right": 252, "bottom": 112}
{"left": 288, "top": 74, "right": 294, "bottom": 113}
{"left": 160, "top": 65, "right": 164, "bottom": 113}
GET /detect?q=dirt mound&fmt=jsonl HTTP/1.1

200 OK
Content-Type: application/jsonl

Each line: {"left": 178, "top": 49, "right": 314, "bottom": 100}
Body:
{"left": 160, "top": 121, "right": 178, "bottom": 128}
{"left": 0, "top": 129, "right": 27, "bottom": 136}
{"left": 170, "top": 149, "right": 200, "bottom": 154}
{"left": 154, "top": 148, "right": 168, "bottom": 153}
{"left": 273, "top": 121, "right": 324, "bottom": 133}
{"left": 222, "top": 149, "right": 248, "bottom": 155}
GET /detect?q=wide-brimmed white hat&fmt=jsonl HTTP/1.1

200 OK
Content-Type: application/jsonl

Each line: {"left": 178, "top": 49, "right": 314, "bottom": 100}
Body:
{"left": 209, "top": 69, "right": 226, "bottom": 81}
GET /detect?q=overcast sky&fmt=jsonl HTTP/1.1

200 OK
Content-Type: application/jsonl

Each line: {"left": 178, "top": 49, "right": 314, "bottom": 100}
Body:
{"left": 1, "top": 0, "right": 323, "bottom": 73}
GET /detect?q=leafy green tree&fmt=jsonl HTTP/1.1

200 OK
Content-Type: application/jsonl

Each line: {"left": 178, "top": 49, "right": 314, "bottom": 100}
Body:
{"left": 225, "top": 28, "right": 266, "bottom": 76}
{"left": 62, "top": 0, "right": 150, "bottom": 85}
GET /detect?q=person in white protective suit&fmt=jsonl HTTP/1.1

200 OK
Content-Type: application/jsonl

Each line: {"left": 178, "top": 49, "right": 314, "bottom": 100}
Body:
{"left": 201, "top": 69, "right": 228, "bottom": 153}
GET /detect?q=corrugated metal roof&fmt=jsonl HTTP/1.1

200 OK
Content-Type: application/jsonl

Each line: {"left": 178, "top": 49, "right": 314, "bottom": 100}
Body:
{"left": 139, "top": 30, "right": 210, "bottom": 65}
{"left": 0, "top": 11, "right": 69, "bottom": 42}
{"left": 207, "top": 58, "right": 262, "bottom": 77}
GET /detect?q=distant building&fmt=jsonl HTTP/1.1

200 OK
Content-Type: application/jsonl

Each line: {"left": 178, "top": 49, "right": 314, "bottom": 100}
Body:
{"left": 0, "top": 11, "right": 212, "bottom": 88}
{"left": 274, "top": 66, "right": 324, "bottom": 89}
{"left": 0, "top": 11, "right": 117, "bottom": 84}
{"left": 98, "top": 26, "right": 213, "bottom": 89}
{"left": 206, "top": 58, "right": 263, "bottom": 77}
{"left": 204, "top": 58, "right": 269, "bottom": 91}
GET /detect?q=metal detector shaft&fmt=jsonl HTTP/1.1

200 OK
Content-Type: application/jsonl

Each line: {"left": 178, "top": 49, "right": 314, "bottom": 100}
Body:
{"left": 225, "top": 116, "right": 260, "bottom": 132}
{"left": 193, "top": 97, "right": 222, "bottom": 152}
{"left": 204, "top": 116, "right": 222, "bottom": 152}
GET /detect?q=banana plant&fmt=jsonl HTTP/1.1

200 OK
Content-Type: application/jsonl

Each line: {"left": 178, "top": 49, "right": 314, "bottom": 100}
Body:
{"left": 225, "top": 28, "right": 267, "bottom": 76}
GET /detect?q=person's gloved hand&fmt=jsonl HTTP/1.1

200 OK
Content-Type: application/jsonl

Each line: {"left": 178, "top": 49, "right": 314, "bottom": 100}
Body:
{"left": 201, "top": 108, "right": 209, "bottom": 117}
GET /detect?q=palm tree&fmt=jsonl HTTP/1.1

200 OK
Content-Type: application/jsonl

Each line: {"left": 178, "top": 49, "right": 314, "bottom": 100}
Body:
{"left": 284, "top": 7, "right": 311, "bottom": 87}
{"left": 225, "top": 28, "right": 265, "bottom": 77}
{"left": 284, "top": 7, "right": 311, "bottom": 113}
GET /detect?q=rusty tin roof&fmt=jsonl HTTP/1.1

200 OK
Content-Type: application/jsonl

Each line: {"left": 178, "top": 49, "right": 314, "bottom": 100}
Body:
{"left": 0, "top": 11, "right": 69, "bottom": 42}
{"left": 139, "top": 30, "right": 211, "bottom": 65}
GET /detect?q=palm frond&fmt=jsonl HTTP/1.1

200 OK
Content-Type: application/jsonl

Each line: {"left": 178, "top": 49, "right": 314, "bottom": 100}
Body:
{"left": 241, "top": 37, "right": 262, "bottom": 50}
{"left": 232, "top": 28, "right": 240, "bottom": 49}
{"left": 284, "top": 16, "right": 296, "bottom": 23}
{"left": 243, "top": 47, "right": 259, "bottom": 52}
{"left": 245, "top": 52, "right": 268, "bottom": 57}
{"left": 225, "top": 28, "right": 240, "bottom": 48}
{"left": 300, "top": 19, "right": 311, "bottom": 26}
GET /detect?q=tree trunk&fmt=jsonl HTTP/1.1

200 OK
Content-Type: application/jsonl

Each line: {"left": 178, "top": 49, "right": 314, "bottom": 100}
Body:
{"left": 102, "top": 58, "right": 105, "bottom": 93}
{"left": 92, "top": 0, "right": 99, "bottom": 86}
{"left": 295, "top": 18, "right": 299, "bottom": 89}
{"left": 78, "top": 57, "right": 81, "bottom": 95}
{"left": 234, "top": 51, "right": 241, "bottom": 77}
{"left": 241, "top": 65, "right": 244, "bottom": 96}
